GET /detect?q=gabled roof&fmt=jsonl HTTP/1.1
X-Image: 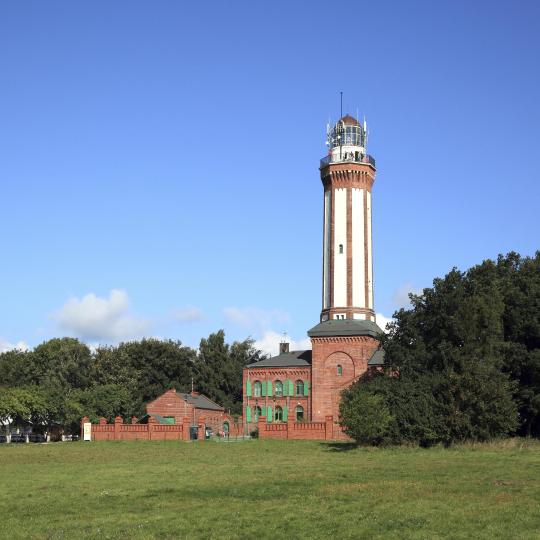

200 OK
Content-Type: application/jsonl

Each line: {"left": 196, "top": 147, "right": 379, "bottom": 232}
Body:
{"left": 177, "top": 392, "right": 224, "bottom": 411}
{"left": 308, "top": 319, "right": 383, "bottom": 339}
{"left": 246, "top": 350, "right": 312, "bottom": 369}
{"left": 146, "top": 389, "right": 224, "bottom": 412}
{"left": 368, "top": 348, "right": 385, "bottom": 366}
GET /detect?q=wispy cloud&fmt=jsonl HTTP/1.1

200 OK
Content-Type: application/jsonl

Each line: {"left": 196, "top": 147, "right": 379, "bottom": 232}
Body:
{"left": 223, "top": 306, "right": 291, "bottom": 333}
{"left": 53, "top": 289, "right": 151, "bottom": 343}
{"left": 0, "top": 339, "right": 29, "bottom": 353}
{"left": 172, "top": 307, "right": 204, "bottom": 323}
{"left": 392, "top": 282, "right": 422, "bottom": 308}
{"left": 375, "top": 313, "right": 394, "bottom": 333}
{"left": 254, "top": 330, "right": 311, "bottom": 357}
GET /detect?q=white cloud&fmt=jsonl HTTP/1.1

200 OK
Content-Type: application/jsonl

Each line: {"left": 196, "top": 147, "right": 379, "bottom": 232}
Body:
{"left": 172, "top": 307, "right": 204, "bottom": 323}
{"left": 392, "top": 282, "right": 422, "bottom": 308}
{"left": 223, "top": 307, "right": 290, "bottom": 333}
{"left": 53, "top": 289, "right": 151, "bottom": 343}
{"left": 254, "top": 330, "right": 311, "bottom": 357}
{"left": 375, "top": 313, "right": 394, "bottom": 333}
{"left": 0, "top": 339, "right": 29, "bottom": 353}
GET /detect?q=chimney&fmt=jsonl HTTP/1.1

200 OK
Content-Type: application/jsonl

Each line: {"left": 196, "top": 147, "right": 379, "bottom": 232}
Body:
{"left": 279, "top": 341, "right": 290, "bottom": 355}
{"left": 191, "top": 391, "right": 200, "bottom": 397}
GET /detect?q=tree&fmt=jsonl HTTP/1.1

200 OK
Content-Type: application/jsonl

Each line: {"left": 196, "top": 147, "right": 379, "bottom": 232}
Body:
{"left": 195, "top": 331, "right": 264, "bottom": 414}
{"left": 339, "top": 388, "right": 392, "bottom": 445}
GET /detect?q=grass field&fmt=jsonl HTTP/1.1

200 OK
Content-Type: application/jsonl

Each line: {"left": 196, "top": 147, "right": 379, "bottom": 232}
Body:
{"left": 1, "top": 438, "right": 540, "bottom": 539}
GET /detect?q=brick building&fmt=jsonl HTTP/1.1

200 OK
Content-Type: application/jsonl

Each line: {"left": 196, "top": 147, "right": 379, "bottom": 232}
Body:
{"left": 145, "top": 389, "right": 236, "bottom": 435}
{"left": 243, "top": 113, "right": 385, "bottom": 435}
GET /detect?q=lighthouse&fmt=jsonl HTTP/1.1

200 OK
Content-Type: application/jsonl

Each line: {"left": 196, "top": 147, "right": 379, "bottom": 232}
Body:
{"left": 320, "top": 114, "right": 377, "bottom": 323}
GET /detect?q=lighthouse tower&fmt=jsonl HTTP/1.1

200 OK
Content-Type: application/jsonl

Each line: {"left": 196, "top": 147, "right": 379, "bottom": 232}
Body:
{"left": 320, "top": 114, "right": 377, "bottom": 323}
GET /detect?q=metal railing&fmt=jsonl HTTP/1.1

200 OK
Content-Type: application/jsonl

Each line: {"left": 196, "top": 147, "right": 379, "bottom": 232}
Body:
{"left": 320, "top": 153, "right": 376, "bottom": 169}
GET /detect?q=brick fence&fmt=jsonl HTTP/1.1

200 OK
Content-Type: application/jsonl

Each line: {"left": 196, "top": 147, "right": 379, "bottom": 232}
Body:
{"left": 257, "top": 415, "right": 350, "bottom": 441}
{"left": 81, "top": 415, "right": 243, "bottom": 442}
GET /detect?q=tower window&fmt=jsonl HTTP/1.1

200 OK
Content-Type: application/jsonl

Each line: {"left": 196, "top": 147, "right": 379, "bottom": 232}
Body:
{"left": 339, "top": 244, "right": 344, "bottom": 254}
{"left": 337, "top": 365, "right": 343, "bottom": 376}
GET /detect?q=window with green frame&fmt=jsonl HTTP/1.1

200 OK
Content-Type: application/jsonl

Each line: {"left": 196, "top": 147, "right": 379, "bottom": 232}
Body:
{"left": 254, "top": 381, "right": 262, "bottom": 397}
{"left": 275, "top": 380, "right": 283, "bottom": 396}
{"left": 254, "top": 406, "right": 262, "bottom": 421}
{"left": 337, "top": 364, "right": 343, "bottom": 376}
{"left": 295, "top": 406, "right": 304, "bottom": 421}
{"left": 274, "top": 406, "right": 283, "bottom": 422}
{"left": 295, "top": 379, "right": 304, "bottom": 396}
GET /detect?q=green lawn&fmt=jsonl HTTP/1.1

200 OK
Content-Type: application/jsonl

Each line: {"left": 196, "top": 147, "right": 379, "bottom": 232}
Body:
{"left": 1, "top": 438, "right": 540, "bottom": 539}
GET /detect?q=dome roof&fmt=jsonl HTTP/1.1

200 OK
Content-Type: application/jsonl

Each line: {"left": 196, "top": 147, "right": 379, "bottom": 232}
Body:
{"left": 339, "top": 114, "right": 360, "bottom": 126}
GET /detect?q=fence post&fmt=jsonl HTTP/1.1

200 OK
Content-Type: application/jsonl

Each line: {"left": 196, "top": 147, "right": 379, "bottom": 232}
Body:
{"left": 81, "top": 416, "right": 89, "bottom": 441}
{"left": 257, "top": 415, "right": 266, "bottom": 439}
{"left": 182, "top": 417, "right": 190, "bottom": 441}
{"left": 325, "top": 415, "right": 334, "bottom": 440}
{"left": 148, "top": 416, "right": 156, "bottom": 441}
{"left": 198, "top": 417, "right": 206, "bottom": 440}
{"left": 114, "top": 416, "right": 123, "bottom": 440}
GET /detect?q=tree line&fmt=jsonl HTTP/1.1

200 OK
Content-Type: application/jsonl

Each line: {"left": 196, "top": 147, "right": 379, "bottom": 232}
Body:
{"left": 340, "top": 252, "right": 540, "bottom": 445}
{"left": 0, "top": 331, "right": 264, "bottom": 436}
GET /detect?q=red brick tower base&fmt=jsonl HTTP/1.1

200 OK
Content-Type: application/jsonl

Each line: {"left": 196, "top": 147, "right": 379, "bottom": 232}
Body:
{"left": 308, "top": 320, "right": 382, "bottom": 423}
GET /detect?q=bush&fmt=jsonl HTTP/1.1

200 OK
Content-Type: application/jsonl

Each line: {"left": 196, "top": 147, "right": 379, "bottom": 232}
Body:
{"left": 339, "top": 390, "right": 392, "bottom": 445}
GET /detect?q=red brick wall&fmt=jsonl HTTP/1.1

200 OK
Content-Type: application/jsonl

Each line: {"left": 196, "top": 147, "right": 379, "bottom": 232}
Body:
{"left": 257, "top": 415, "right": 345, "bottom": 441}
{"left": 310, "top": 335, "right": 379, "bottom": 422}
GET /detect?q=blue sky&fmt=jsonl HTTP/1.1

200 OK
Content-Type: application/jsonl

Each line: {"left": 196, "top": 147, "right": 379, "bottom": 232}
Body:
{"left": 1, "top": 1, "right": 539, "bottom": 354}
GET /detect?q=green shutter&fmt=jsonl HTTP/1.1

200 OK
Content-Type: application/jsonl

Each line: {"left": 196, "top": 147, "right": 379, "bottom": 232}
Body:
{"left": 288, "top": 380, "right": 294, "bottom": 396}
{"left": 246, "top": 380, "right": 252, "bottom": 397}
{"left": 267, "top": 406, "right": 272, "bottom": 422}
{"left": 304, "top": 380, "right": 309, "bottom": 396}
{"left": 246, "top": 406, "right": 252, "bottom": 422}
{"left": 261, "top": 381, "right": 267, "bottom": 397}
{"left": 267, "top": 381, "right": 273, "bottom": 397}
{"left": 262, "top": 406, "right": 266, "bottom": 416}
{"left": 283, "top": 380, "right": 288, "bottom": 397}
{"left": 283, "top": 406, "right": 288, "bottom": 421}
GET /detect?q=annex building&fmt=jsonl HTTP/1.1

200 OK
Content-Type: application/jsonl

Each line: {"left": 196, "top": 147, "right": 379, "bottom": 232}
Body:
{"left": 243, "top": 114, "right": 385, "bottom": 438}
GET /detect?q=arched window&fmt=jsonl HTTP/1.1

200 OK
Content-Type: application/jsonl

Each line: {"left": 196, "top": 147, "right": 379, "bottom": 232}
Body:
{"left": 275, "top": 380, "right": 283, "bottom": 397}
{"left": 295, "top": 406, "right": 304, "bottom": 421}
{"left": 275, "top": 406, "right": 283, "bottom": 422}
{"left": 295, "top": 380, "right": 304, "bottom": 396}
{"left": 254, "top": 406, "right": 262, "bottom": 421}
{"left": 337, "top": 364, "right": 343, "bottom": 376}
{"left": 339, "top": 244, "right": 344, "bottom": 254}
{"left": 253, "top": 381, "right": 262, "bottom": 397}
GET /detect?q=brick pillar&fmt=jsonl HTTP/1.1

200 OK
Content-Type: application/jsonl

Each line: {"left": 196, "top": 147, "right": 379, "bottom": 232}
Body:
{"left": 257, "top": 415, "right": 266, "bottom": 439}
{"left": 80, "top": 416, "right": 89, "bottom": 440}
{"left": 99, "top": 417, "right": 107, "bottom": 425}
{"left": 114, "top": 416, "right": 123, "bottom": 440}
{"left": 148, "top": 416, "right": 156, "bottom": 441}
{"left": 325, "top": 415, "right": 334, "bottom": 440}
{"left": 198, "top": 417, "right": 206, "bottom": 440}
{"left": 182, "top": 417, "right": 190, "bottom": 441}
{"left": 131, "top": 416, "right": 138, "bottom": 424}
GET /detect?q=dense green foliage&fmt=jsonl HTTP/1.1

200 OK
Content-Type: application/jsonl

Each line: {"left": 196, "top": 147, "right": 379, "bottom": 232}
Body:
{"left": 0, "top": 332, "right": 263, "bottom": 434}
{"left": 1, "top": 439, "right": 540, "bottom": 539}
{"left": 341, "top": 252, "right": 540, "bottom": 445}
